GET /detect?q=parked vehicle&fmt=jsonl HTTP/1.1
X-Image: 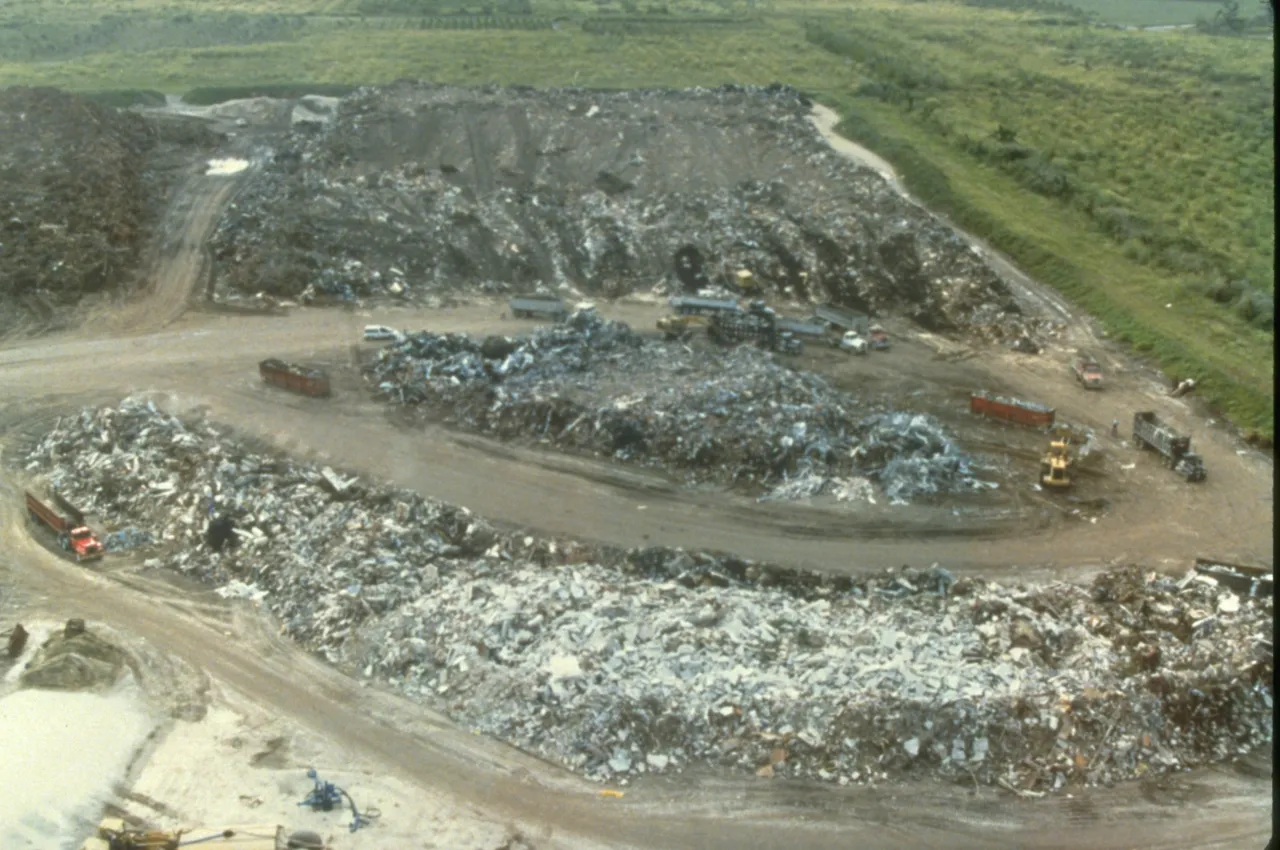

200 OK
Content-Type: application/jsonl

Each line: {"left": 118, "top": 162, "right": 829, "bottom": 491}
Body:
{"left": 970, "top": 391, "right": 1056, "bottom": 428}
{"left": 1132, "top": 411, "right": 1205, "bottom": 481}
{"left": 774, "top": 317, "right": 828, "bottom": 338}
{"left": 25, "top": 491, "right": 104, "bottom": 561}
{"left": 707, "top": 301, "right": 800, "bottom": 354}
{"left": 868, "top": 324, "right": 891, "bottom": 350}
{"left": 1072, "top": 352, "right": 1104, "bottom": 389}
{"left": 812, "top": 304, "right": 868, "bottom": 333}
{"left": 363, "top": 325, "right": 403, "bottom": 342}
{"left": 259, "top": 359, "right": 331, "bottom": 398}
{"left": 508, "top": 295, "right": 569, "bottom": 321}
{"left": 669, "top": 295, "right": 740, "bottom": 316}
{"left": 837, "top": 331, "right": 868, "bottom": 354}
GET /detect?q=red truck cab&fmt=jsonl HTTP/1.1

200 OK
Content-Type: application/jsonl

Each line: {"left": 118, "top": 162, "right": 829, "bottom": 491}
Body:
{"left": 67, "top": 527, "right": 105, "bottom": 560}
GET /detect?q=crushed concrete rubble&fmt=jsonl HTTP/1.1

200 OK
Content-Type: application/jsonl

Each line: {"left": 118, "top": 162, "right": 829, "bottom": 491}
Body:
{"left": 22, "top": 399, "right": 1272, "bottom": 792}
{"left": 208, "top": 83, "right": 1049, "bottom": 345}
{"left": 368, "top": 309, "right": 989, "bottom": 501}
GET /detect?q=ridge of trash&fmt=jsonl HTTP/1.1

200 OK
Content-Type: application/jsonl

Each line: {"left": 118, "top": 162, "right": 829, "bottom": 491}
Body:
{"left": 23, "top": 398, "right": 1272, "bottom": 792}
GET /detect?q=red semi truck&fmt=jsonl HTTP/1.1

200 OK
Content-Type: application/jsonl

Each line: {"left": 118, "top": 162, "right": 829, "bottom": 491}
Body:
{"left": 25, "top": 491, "right": 104, "bottom": 561}
{"left": 259, "top": 359, "right": 331, "bottom": 398}
{"left": 969, "top": 390, "right": 1055, "bottom": 429}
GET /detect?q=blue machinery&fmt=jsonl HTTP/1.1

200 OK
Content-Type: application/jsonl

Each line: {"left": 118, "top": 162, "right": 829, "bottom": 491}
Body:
{"left": 297, "top": 768, "right": 381, "bottom": 833}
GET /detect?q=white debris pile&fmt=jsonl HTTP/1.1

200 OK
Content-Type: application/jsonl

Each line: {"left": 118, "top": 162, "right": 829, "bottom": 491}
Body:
{"left": 23, "top": 400, "right": 1272, "bottom": 792}
{"left": 370, "top": 311, "right": 989, "bottom": 502}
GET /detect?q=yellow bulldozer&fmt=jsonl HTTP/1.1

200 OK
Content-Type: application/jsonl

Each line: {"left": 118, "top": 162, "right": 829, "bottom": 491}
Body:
{"left": 1039, "top": 436, "right": 1073, "bottom": 489}
{"left": 657, "top": 313, "right": 708, "bottom": 340}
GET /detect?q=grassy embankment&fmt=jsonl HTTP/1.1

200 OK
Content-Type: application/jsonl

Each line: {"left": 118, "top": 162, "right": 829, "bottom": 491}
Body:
{"left": 0, "top": 0, "right": 1272, "bottom": 435}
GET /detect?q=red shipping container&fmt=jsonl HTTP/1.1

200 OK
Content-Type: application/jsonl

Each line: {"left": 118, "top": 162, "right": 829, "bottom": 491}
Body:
{"left": 969, "top": 390, "right": 1054, "bottom": 428}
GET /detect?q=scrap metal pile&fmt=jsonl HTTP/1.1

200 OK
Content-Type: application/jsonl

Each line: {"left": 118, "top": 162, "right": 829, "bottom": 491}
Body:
{"left": 23, "top": 400, "right": 1273, "bottom": 792}
{"left": 368, "top": 310, "right": 986, "bottom": 501}
{"left": 208, "top": 83, "right": 1043, "bottom": 343}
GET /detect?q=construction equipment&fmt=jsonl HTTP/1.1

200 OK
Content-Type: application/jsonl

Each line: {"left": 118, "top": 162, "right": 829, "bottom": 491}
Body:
{"left": 297, "top": 767, "right": 380, "bottom": 833}
{"left": 1071, "top": 352, "right": 1104, "bottom": 389}
{"left": 1132, "top": 411, "right": 1206, "bottom": 482}
{"left": 25, "top": 491, "right": 104, "bottom": 561}
{"left": 259, "top": 360, "right": 331, "bottom": 398}
{"left": 80, "top": 819, "right": 286, "bottom": 850}
{"left": 656, "top": 314, "right": 708, "bottom": 340}
{"left": 668, "top": 295, "right": 740, "bottom": 316}
{"left": 1039, "top": 437, "right": 1073, "bottom": 488}
{"left": 733, "top": 268, "right": 761, "bottom": 294}
{"left": 508, "top": 295, "right": 568, "bottom": 321}
{"left": 970, "top": 391, "right": 1056, "bottom": 429}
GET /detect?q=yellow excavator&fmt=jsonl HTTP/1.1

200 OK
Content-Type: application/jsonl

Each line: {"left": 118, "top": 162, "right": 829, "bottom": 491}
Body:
{"left": 1039, "top": 436, "right": 1073, "bottom": 489}
{"left": 81, "top": 820, "right": 306, "bottom": 850}
{"left": 657, "top": 313, "right": 709, "bottom": 340}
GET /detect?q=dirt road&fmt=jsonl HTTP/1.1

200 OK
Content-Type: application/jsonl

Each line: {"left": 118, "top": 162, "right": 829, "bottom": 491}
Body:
{"left": 0, "top": 300, "right": 1269, "bottom": 575}
{"left": 0, "top": 102, "right": 1270, "bottom": 849}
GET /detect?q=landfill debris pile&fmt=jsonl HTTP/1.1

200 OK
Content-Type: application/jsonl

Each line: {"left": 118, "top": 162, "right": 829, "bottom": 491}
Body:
{"left": 369, "top": 310, "right": 988, "bottom": 500}
{"left": 23, "top": 400, "right": 1272, "bottom": 791}
{"left": 208, "top": 83, "right": 1044, "bottom": 342}
{"left": 0, "top": 87, "right": 216, "bottom": 333}
{"left": 19, "top": 618, "right": 127, "bottom": 691}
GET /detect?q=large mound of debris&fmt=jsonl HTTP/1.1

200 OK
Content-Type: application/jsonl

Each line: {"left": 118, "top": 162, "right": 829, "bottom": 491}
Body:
{"left": 209, "top": 83, "right": 1037, "bottom": 341}
{"left": 19, "top": 619, "right": 126, "bottom": 691}
{"left": 368, "top": 310, "right": 987, "bottom": 501}
{"left": 23, "top": 399, "right": 1272, "bottom": 791}
{"left": 0, "top": 87, "right": 216, "bottom": 333}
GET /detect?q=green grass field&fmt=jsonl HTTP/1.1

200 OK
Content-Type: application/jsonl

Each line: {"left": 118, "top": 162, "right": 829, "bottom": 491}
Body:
{"left": 0, "top": 0, "right": 1272, "bottom": 435}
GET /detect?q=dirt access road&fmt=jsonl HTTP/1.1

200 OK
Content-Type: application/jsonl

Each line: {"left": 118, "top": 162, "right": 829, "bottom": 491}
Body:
{"left": 0, "top": 104, "right": 1271, "bottom": 848}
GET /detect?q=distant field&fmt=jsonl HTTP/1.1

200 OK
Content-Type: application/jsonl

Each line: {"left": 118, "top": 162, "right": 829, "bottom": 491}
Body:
{"left": 1063, "top": 0, "right": 1213, "bottom": 26}
{"left": 0, "top": 0, "right": 1272, "bottom": 435}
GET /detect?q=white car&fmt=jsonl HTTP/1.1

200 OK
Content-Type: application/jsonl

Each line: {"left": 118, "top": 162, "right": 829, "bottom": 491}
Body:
{"left": 363, "top": 325, "right": 403, "bottom": 342}
{"left": 839, "top": 331, "right": 868, "bottom": 354}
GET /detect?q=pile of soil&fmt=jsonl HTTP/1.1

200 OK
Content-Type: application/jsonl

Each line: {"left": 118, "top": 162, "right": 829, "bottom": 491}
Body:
{"left": 0, "top": 87, "right": 215, "bottom": 334}
{"left": 20, "top": 620, "right": 126, "bottom": 691}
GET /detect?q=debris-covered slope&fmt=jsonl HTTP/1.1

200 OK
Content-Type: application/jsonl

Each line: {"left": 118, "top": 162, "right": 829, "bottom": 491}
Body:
{"left": 23, "top": 399, "right": 1273, "bottom": 791}
{"left": 368, "top": 310, "right": 989, "bottom": 501}
{"left": 0, "top": 87, "right": 215, "bottom": 333}
{"left": 209, "top": 83, "right": 1034, "bottom": 339}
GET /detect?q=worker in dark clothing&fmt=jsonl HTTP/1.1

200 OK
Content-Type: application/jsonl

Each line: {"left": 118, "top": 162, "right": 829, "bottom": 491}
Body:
{"left": 1111, "top": 419, "right": 1119, "bottom": 438}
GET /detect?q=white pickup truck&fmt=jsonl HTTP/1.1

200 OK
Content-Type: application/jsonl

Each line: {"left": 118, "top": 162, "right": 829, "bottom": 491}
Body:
{"left": 838, "top": 331, "right": 868, "bottom": 354}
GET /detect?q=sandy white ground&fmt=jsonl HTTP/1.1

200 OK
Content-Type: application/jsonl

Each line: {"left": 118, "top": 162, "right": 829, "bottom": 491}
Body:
{"left": 0, "top": 686, "right": 153, "bottom": 849}
{"left": 121, "top": 683, "right": 519, "bottom": 850}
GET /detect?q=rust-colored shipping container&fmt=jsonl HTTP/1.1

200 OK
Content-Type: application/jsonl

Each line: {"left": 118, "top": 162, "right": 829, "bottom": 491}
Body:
{"left": 259, "top": 359, "right": 331, "bottom": 398}
{"left": 969, "top": 390, "right": 1054, "bottom": 428}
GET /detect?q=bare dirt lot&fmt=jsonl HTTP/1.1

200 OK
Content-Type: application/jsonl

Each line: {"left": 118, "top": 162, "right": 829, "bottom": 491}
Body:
{"left": 0, "top": 85, "right": 1270, "bottom": 849}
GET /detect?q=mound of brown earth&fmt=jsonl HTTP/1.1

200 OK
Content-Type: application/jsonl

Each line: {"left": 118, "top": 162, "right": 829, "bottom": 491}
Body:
{"left": 0, "top": 87, "right": 216, "bottom": 334}
{"left": 20, "top": 619, "right": 126, "bottom": 691}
